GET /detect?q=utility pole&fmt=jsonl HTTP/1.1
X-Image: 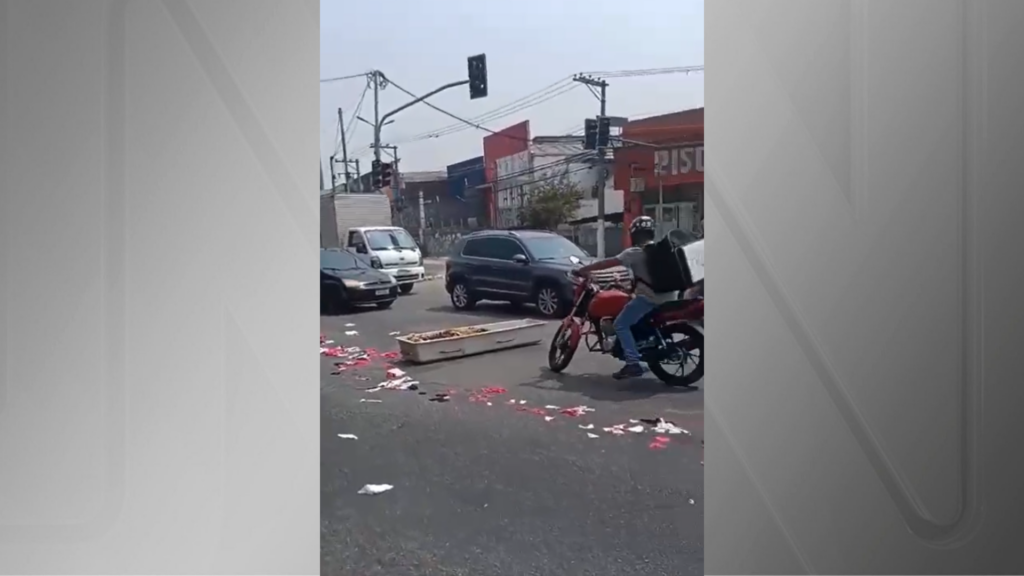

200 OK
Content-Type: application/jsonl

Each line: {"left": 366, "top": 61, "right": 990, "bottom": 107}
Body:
{"left": 337, "top": 107, "right": 351, "bottom": 190}
{"left": 329, "top": 154, "right": 337, "bottom": 190}
{"left": 573, "top": 74, "right": 610, "bottom": 257}
{"left": 370, "top": 70, "right": 383, "bottom": 168}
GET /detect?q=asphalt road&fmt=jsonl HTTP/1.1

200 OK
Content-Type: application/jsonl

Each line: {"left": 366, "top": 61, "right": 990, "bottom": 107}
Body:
{"left": 320, "top": 276, "right": 704, "bottom": 576}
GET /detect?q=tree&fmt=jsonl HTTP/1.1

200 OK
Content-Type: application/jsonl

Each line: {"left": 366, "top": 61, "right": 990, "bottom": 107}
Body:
{"left": 516, "top": 178, "right": 583, "bottom": 229}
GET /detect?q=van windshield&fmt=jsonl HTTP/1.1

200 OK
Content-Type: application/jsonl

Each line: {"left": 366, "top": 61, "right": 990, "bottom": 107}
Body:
{"left": 365, "top": 229, "right": 418, "bottom": 251}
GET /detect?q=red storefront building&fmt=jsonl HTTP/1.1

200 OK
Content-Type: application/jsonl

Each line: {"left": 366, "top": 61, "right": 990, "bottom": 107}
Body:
{"left": 482, "top": 120, "right": 531, "bottom": 226}
{"left": 614, "top": 108, "right": 704, "bottom": 247}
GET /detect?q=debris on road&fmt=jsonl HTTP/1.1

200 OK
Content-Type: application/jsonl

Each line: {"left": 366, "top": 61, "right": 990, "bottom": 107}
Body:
{"left": 642, "top": 417, "right": 691, "bottom": 435}
{"left": 560, "top": 405, "right": 595, "bottom": 418}
{"left": 337, "top": 434, "right": 359, "bottom": 440}
{"left": 545, "top": 405, "right": 561, "bottom": 410}
{"left": 366, "top": 376, "right": 419, "bottom": 392}
{"left": 385, "top": 367, "right": 406, "bottom": 379}
{"left": 358, "top": 398, "right": 382, "bottom": 403}
{"left": 406, "top": 326, "right": 488, "bottom": 342}
{"left": 586, "top": 433, "right": 600, "bottom": 439}
{"left": 468, "top": 386, "right": 507, "bottom": 404}
{"left": 428, "top": 392, "right": 452, "bottom": 403}
{"left": 649, "top": 436, "right": 671, "bottom": 450}
{"left": 603, "top": 425, "right": 627, "bottom": 436}
{"left": 579, "top": 424, "right": 595, "bottom": 430}
{"left": 388, "top": 331, "right": 401, "bottom": 336}
{"left": 344, "top": 323, "right": 356, "bottom": 327}
{"left": 626, "top": 425, "right": 646, "bottom": 433}
{"left": 344, "top": 330, "right": 359, "bottom": 336}
{"left": 357, "top": 484, "right": 393, "bottom": 496}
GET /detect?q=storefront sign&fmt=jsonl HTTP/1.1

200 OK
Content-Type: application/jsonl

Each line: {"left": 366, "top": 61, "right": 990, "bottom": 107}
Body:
{"left": 654, "top": 145, "right": 704, "bottom": 176}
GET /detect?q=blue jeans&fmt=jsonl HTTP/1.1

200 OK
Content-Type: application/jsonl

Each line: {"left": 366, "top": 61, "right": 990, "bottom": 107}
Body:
{"left": 613, "top": 295, "right": 658, "bottom": 365}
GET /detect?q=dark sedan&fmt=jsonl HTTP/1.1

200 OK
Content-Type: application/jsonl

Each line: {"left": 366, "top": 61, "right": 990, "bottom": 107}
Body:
{"left": 321, "top": 248, "right": 399, "bottom": 314}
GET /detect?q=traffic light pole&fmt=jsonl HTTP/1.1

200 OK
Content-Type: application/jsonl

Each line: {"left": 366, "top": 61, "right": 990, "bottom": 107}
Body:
{"left": 371, "top": 77, "right": 469, "bottom": 189}
{"left": 573, "top": 75, "right": 610, "bottom": 257}
{"left": 338, "top": 107, "right": 351, "bottom": 190}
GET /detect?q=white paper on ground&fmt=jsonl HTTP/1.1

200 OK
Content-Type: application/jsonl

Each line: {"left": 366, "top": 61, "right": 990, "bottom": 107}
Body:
{"left": 337, "top": 434, "right": 358, "bottom": 440}
{"left": 358, "top": 484, "right": 393, "bottom": 495}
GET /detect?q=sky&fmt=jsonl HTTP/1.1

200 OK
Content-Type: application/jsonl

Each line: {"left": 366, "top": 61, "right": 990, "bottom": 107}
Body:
{"left": 320, "top": 0, "right": 704, "bottom": 180}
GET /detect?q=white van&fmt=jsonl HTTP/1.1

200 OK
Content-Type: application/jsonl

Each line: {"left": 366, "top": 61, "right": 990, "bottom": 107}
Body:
{"left": 344, "top": 226, "right": 425, "bottom": 294}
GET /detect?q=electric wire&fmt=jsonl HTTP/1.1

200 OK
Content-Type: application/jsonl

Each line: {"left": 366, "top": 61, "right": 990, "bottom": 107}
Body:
{"left": 396, "top": 81, "right": 580, "bottom": 143}
{"left": 320, "top": 71, "right": 372, "bottom": 84}
{"left": 392, "top": 65, "right": 702, "bottom": 144}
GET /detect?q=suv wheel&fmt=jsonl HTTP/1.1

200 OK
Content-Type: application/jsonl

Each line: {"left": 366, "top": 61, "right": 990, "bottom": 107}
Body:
{"left": 450, "top": 280, "right": 476, "bottom": 310}
{"left": 535, "top": 284, "right": 563, "bottom": 318}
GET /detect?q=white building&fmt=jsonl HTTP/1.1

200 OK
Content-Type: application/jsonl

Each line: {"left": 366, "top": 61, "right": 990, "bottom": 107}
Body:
{"left": 493, "top": 136, "right": 623, "bottom": 229}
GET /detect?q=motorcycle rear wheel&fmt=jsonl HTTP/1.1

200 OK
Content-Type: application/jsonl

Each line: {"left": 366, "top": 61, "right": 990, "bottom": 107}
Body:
{"left": 547, "top": 323, "right": 578, "bottom": 373}
{"left": 647, "top": 322, "right": 704, "bottom": 386}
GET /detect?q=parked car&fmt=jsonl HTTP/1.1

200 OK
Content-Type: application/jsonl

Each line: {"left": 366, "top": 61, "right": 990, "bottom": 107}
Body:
{"left": 444, "top": 230, "right": 631, "bottom": 318}
{"left": 321, "top": 248, "right": 399, "bottom": 314}
{"left": 343, "top": 226, "right": 424, "bottom": 294}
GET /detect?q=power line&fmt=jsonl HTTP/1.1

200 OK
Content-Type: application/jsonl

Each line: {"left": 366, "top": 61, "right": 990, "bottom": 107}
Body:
{"left": 384, "top": 77, "right": 541, "bottom": 141}
{"left": 388, "top": 80, "right": 579, "bottom": 145}
{"left": 581, "top": 65, "right": 704, "bottom": 78}
{"left": 343, "top": 84, "right": 369, "bottom": 149}
{"left": 411, "top": 86, "right": 580, "bottom": 142}
{"left": 320, "top": 71, "right": 372, "bottom": 84}
{"left": 391, "top": 66, "right": 703, "bottom": 145}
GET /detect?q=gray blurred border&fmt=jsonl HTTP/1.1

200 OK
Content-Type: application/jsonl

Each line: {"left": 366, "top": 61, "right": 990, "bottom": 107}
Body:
{"left": 0, "top": 0, "right": 318, "bottom": 573}
{"left": 705, "top": 0, "right": 1024, "bottom": 573}
{"left": 0, "top": 0, "right": 129, "bottom": 542}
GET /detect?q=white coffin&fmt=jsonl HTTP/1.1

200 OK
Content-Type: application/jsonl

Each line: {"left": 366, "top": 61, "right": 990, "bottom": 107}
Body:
{"left": 683, "top": 239, "right": 704, "bottom": 284}
{"left": 396, "top": 319, "right": 548, "bottom": 364}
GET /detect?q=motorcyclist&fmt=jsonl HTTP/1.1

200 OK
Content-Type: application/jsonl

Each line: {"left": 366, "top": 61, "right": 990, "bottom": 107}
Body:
{"left": 573, "top": 216, "right": 677, "bottom": 379}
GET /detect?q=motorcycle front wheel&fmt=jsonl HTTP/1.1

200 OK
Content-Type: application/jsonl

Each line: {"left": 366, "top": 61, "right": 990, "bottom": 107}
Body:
{"left": 647, "top": 322, "right": 704, "bottom": 386}
{"left": 547, "top": 323, "right": 579, "bottom": 373}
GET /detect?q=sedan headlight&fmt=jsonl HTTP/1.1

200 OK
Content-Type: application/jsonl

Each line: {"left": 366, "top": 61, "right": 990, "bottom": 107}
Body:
{"left": 342, "top": 278, "right": 364, "bottom": 289}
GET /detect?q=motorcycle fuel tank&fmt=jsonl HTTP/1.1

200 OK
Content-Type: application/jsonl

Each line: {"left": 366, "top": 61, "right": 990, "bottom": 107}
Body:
{"left": 587, "top": 289, "right": 631, "bottom": 319}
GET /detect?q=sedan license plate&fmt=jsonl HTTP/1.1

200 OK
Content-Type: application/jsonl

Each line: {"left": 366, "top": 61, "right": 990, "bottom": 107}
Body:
{"left": 396, "top": 269, "right": 410, "bottom": 275}
{"left": 375, "top": 289, "right": 389, "bottom": 296}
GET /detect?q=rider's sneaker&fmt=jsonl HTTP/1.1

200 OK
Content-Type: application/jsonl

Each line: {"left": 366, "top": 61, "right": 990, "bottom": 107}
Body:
{"left": 612, "top": 363, "right": 644, "bottom": 380}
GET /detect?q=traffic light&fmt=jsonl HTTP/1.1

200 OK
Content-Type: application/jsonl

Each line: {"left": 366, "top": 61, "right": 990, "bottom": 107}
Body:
{"left": 370, "top": 159, "right": 382, "bottom": 189}
{"left": 467, "top": 53, "right": 488, "bottom": 100}
{"left": 583, "top": 118, "right": 598, "bottom": 150}
{"left": 380, "top": 162, "right": 394, "bottom": 188}
{"left": 597, "top": 116, "right": 611, "bottom": 149}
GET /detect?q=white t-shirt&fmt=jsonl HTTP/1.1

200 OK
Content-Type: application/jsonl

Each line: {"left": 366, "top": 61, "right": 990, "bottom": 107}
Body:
{"left": 617, "top": 245, "right": 678, "bottom": 304}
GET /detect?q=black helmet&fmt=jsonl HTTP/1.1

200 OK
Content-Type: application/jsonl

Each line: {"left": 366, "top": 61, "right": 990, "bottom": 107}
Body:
{"left": 629, "top": 215, "right": 656, "bottom": 245}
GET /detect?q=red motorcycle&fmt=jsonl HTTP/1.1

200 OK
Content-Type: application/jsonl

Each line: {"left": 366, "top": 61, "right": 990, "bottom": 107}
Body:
{"left": 547, "top": 274, "right": 704, "bottom": 386}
